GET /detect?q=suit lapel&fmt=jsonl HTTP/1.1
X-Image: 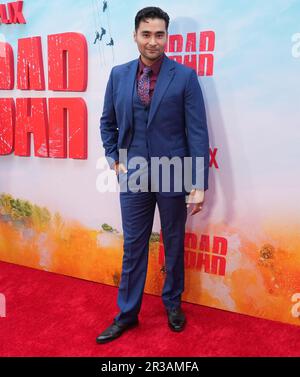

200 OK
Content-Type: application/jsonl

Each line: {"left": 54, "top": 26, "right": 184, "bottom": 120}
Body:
{"left": 124, "top": 58, "right": 139, "bottom": 130}
{"left": 147, "top": 55, "right": 175, "bottom": 128}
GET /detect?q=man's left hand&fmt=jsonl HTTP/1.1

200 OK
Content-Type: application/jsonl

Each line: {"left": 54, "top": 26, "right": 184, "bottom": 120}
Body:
{"left": 186, "top": 189, "right": 205, "bottom": 216}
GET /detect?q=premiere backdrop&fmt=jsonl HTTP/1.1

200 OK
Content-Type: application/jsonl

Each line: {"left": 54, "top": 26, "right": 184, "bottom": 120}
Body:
{"left": 1, "top": 0, "right": 300, "bottom": 326}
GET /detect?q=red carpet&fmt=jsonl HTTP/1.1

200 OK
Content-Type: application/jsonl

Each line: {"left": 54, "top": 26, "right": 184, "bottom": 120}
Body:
{"left": 0, "top": 260, "right": 299, "bottom": 357}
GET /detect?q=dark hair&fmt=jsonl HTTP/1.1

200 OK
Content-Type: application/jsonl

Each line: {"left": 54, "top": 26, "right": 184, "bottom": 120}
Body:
{"left": 135, "top": 7, "right": 170, "bottom": 31}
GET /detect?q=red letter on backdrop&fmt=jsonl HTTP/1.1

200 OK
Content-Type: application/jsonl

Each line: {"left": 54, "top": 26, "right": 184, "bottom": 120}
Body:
{"left": 199, "top": 31, "right": 215, "bottom": 76}
{"left": 167, "top": 34, "right": 184, "bottom": 64}
{"left": 212, "top": 236, "right": 228, "bottom": 256}
{"left": 184, "top": 33, "right": 197, "bottom": 71}
{"left": 0, "top": 99, "right": 15, "bottom": 155}
{"left": 17, "top": 37, "right": 45, "bottom": 90}
{"left": 48, "top": 32, "right": 88, "bottom": 91}
{"left": 186, "top": 32, "right": 196, "bottom": 52}
{"left": 48, "top": 98, "right": 87, "bottom": 159}
{"left": 168, "top": 34, "right": 183, "bottom": 53}
{"left": 185, "top": 232, "right": 198, "bottom": 250}
{"left": 0, "top": 42, "right": 14, "bottom": 89}
{"left": 15, "top": 98, "right": 49, "bottom": 157}
{"left": 0, "top": 4, "right": 10, "bottom": 23}
{"left": 8, "top": 1, "right": 26, "bottom": 24}
{"left": 199, "top": 234, "right": 210, "bottom": 253}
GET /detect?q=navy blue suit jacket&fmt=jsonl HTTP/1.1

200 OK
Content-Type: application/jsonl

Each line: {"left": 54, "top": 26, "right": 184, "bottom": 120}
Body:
{"left": 100, "top": 53, "right": 209, "bottom": 192}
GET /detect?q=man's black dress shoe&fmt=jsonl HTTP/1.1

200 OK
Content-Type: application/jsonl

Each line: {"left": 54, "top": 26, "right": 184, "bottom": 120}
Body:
{"left": 166, "top": 307, "right": 186, "bottom": 332}
{"left": 96, "top": 319, "right": 139, "bottom": 344}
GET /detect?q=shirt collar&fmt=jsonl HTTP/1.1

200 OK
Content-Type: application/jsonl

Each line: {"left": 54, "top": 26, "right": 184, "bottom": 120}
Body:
{"left": 138, "top": 53, "right": 165, "bottom": 75}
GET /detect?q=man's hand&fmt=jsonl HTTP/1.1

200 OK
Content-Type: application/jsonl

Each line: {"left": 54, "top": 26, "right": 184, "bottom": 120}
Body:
{"left": 186, "top": 189, "right": 205, "bottom": 216}
{"left": 113, "top": 161, "right": 128, "bottom": 175}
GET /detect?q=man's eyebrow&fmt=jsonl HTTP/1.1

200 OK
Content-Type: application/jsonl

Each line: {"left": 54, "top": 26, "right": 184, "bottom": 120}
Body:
{"left": 140, "top": 30, "right": 166, "bottom": 34}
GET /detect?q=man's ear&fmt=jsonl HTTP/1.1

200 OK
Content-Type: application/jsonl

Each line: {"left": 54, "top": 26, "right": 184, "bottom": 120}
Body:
{"left": 133, "top": 31, "right": 137, "bottom": 42}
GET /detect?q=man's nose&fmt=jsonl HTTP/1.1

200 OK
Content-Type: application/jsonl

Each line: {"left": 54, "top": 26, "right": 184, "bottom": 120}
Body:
{"left": 149, "top": 36, "right": 157, "bottom": 46}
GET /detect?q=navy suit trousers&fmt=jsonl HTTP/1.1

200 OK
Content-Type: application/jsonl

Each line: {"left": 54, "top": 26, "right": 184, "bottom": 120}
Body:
{"left": 114, "top": 190, "right": 187, "bottom": 325}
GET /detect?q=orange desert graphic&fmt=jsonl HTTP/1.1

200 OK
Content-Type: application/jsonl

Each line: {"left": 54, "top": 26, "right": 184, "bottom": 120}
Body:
{"left": 0, "top": 193, "right": 299, "bottom": 326}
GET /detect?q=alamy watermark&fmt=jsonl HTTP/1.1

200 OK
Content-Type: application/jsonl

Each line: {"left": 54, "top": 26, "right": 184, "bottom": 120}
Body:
{"left": 291, "top": 33, "right": 300, "bottom": 58}
{"left": 96, "top": 149, "right": 205, "bottom": 196}
{"left": 291, "top": 293, "right": 300, "bottom": 318}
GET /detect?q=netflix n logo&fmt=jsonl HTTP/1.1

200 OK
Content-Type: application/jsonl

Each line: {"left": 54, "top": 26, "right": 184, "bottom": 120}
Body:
{"left": 0, "top": 0, "right": 26, "bottom": 24}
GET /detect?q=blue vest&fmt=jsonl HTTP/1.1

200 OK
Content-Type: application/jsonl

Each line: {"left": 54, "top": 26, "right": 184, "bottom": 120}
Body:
{"left": 127, "top": 80, "right": 151, "bottom": 161}
{"left": 119, "top": 80, "right": 152, "bottom": 191}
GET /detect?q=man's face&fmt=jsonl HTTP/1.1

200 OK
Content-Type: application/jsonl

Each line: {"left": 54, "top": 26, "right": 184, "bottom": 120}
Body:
{"left": 134, "top": 18, "right": 168, "bottom": 62}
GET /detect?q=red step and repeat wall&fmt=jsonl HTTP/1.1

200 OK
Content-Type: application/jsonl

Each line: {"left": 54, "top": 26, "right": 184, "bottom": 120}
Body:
{"left": 1, "top": 0, "right": 300, "bottom": 325}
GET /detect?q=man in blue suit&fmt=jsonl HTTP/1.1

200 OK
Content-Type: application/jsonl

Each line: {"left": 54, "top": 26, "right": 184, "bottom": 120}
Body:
{"left": 97, "top": 6, "right": 209, "bottom": 344}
